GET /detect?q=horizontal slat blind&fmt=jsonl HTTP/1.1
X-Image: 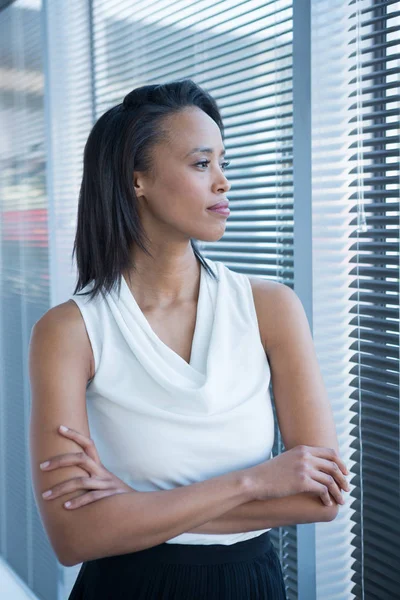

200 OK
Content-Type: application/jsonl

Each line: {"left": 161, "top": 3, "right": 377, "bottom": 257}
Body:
{"left": 2, "top": 0, "right": 99, "bottom": 598}
{"left": 42, "top": 0, "right": 95, "bottom": 596}
{"left": 92, "top": 0, "right": 296, "bottom": 596}
{"left": 311, "top": 1, "right": 363, "bottom": 597}
{"left": 347, "top": 1, "right": 400, "bottom": 598}
{"left": 0, "top": 1, "right": 58, "bottom": 599}
{"left": 311, "top": 0, "right": 399, "bottom": 597}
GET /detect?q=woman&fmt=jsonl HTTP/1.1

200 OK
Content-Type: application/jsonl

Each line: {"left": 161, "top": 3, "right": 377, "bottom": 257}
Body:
{"left": 29, "top": 79, "right": 349, "bottom": 599}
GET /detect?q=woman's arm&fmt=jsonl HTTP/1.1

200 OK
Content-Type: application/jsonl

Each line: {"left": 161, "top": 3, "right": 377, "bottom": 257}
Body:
{"left": 187, "top": 493, "right": 338, "bottom": 534}
{"left": 29, "top": 302, "right": 252, "bottom": 567}
{"left": 251, "top": 279, "right": 344, "bottom": 458}
{"left": 188, "top": 280, "right": 346, "bottom": 535}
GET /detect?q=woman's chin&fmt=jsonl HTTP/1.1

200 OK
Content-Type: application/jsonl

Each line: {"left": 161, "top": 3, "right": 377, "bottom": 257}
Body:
{"left": 196, "top": 227, "right": 227, "bottom": 243}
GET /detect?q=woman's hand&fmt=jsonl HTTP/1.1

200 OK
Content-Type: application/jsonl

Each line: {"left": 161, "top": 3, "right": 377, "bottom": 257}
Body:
{"left": 40, "top": 425, "right": 133, "bottom": 510}
{"left": 245, "top": 445, "right": 350, "bottom": 506}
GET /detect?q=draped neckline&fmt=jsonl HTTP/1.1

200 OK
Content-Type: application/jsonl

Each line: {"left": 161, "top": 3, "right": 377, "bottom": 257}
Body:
{"left": 119, "top": 261, "right": 208, "bottom": 375}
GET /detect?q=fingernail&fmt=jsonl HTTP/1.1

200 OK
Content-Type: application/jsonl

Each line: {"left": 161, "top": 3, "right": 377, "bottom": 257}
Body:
{"left": 42, "top": 490, "right": 52, "bottom": 498}
{"left": 59, "top": 425, "right": 68, "bottom": 432}
{"left": 64, "top": 501, "right": 71, "bottom": 508}
{"left": 40, "top": 461, "right": 50, "bottom": 469}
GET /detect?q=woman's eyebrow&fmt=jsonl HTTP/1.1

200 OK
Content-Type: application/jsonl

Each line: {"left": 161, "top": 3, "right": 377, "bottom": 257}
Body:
{"left": 185, "top": 146, "right": 226, "bottom": 157}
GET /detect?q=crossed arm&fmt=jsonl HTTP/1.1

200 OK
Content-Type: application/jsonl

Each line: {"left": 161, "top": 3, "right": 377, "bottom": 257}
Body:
{"left": 30, "top": 282, "right": 346, "bottom": 565}
{"left": 189, "top": 280, "right": 346, "bottom": 533}
{"left": 187, "top": 493, "right": 338, "bottom": 535}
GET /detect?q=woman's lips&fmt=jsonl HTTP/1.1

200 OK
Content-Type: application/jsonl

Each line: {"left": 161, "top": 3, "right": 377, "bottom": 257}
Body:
{"left": 207, "top": 202, "right": 230, "bottom": 216}
{"left": 207, "top": 206, "right": 230, "bottom": 216}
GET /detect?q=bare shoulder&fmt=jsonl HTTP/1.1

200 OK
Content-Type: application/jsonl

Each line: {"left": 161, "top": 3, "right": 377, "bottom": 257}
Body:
{"left": 247, "top": 276, "right": 299, "bottom": 354}
{"left": 33, "top": 299, "right": 84, "bottom": 330}
{"left": 30, "top": 300, "right": 94, "bottom": 382}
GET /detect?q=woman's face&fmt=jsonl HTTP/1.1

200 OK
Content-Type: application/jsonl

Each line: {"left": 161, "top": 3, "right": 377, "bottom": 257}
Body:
{"left": 133, "top": 106, "right": 231, "bottom": 243}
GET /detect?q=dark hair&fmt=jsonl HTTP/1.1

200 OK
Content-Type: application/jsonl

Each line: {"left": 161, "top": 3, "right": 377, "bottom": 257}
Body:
{"left": 72, "top": 78, "right": 222, "bottom": 300}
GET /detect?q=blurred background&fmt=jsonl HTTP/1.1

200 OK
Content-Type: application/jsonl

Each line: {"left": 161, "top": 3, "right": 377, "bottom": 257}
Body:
{"left": 0, "top": 0, "right": 398, "bottom": 598}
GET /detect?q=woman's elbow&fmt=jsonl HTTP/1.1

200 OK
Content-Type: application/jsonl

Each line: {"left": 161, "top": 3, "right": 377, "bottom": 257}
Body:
{"left": 323, "top": 501, "right": 340, "bottom": 522}
{"left": 30, "top": 502, "right": 82, "bottom": 566}
{"left": 49, "top": 531, "right": 79, "bottom": 567}
{"left": 58, "top": 552, "right": 81, "bottom": 568}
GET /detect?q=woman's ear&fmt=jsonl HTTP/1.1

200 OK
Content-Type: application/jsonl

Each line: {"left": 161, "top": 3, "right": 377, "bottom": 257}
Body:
{"left": 133, "top": 172, "right": 145, "bottom": 199}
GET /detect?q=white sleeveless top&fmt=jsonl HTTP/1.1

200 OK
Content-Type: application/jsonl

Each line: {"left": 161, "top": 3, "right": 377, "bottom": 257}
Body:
{"left": 70, "top": 257, "right": 275, "bottom": 545}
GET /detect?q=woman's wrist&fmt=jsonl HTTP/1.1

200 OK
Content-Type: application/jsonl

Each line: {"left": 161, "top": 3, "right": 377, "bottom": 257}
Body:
{"left": 237, "top": 469, "right": 259, "bottom": 503}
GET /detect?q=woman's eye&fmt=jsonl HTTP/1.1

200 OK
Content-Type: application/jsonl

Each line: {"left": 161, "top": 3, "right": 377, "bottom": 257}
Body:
{"left": 196, "top": 160, "right": 231, "bottom": 170}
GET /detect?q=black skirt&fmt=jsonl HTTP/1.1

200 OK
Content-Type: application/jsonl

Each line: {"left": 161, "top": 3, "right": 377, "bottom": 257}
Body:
{"left": 68, "top": 530, "right": 288, "bottom": 599}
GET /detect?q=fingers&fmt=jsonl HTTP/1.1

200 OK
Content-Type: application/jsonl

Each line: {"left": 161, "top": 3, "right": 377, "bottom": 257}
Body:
{"left": 325, "top": 448, "right": 348, "bottom": 476}
{"left": 58, "top": 425, "right": 101, "bottom": 465}
{"left": 40, "top": 424, "right": 103, "bottom": 476}
{"left": 304, "top": 445, "right": 349, "bottom": 476}
{"left": 64, "top": 489, "right": 122, "bottom": 510}
{"left": 312, "top": 471, "right": 344, "bottom": 505}
{"left": 318, "top": 484, "right": 332, "bottom": 506}
{"left": 294, "top": 446, "right": 350, "bottom": 506}
{"left": 315, "top": 458, "right": 350, "bottom": 493}
{"left": 42, "top": 476, "right": 110, "bottom": 501}
{"left": 40, "top": 451, "right": 101, "bottom": 476}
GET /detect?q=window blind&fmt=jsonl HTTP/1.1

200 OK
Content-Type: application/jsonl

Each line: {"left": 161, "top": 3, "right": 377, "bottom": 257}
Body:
{"left": 347, "top": 1, "right": 399, "bottom": 598}
{"left": 1, "top": 0, "right": 98, "bottom": 599}
{"left": 311, "top": 0, "right": 399, "bottom": 598}
{"left": 0, "top": 1, "right": 58, "bottom": 599}
{"left": 91, "top": 0, "right": 296, "bottom": 597}
{"left": 42, "top": 0, "right": 95, "bottom": 596}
